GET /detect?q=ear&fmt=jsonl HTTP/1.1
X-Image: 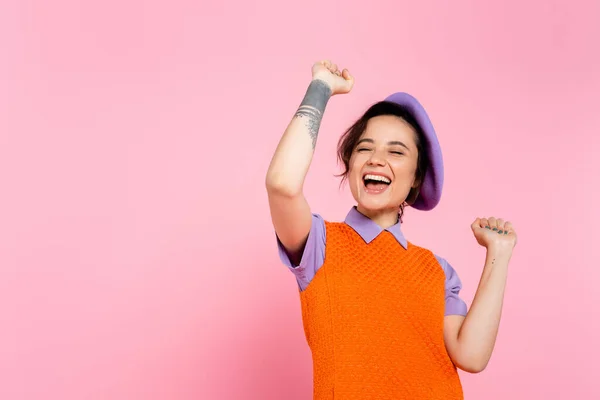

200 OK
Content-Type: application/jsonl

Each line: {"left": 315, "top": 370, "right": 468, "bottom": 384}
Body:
{"left": 405, "top": 186, "right": 420, "bottom": 205}
{"left": 411, "top": 174, "right": 422, "bottom": 189}
{"left": 407, "top": 169, "right": 423, "bottom": 204}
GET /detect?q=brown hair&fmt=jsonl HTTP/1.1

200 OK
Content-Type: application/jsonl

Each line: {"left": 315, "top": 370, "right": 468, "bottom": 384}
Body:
{"left": 336, "top": 101, "right": 428, "bottom": 222}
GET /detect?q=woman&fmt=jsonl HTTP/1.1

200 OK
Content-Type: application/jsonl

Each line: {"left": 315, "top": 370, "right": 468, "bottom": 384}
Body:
{"left": 265, "top": 60, "right": 517, "bottom": 399}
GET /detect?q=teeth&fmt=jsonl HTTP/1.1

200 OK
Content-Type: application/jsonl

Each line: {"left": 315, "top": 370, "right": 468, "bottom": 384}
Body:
{"left": 364, "top": 174, "right": 391, "bottom": 183}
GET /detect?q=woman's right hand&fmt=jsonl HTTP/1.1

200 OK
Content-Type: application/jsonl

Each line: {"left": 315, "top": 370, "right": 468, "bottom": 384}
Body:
{"left": 311, "top": 60, "right": 354, "bottom": 96}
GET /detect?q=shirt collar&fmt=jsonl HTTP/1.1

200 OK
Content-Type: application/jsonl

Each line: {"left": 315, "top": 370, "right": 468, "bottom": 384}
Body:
{"left": 344, "top": 206, "right": 408, "bottom": 249}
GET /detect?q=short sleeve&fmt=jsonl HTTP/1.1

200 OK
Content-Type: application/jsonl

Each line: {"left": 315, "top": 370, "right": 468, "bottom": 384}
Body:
{"left": 435, "top": 255, "right": 468, "bottom": 316}
{"left": 276, "top": 214, "right": 326, "bottom": 291}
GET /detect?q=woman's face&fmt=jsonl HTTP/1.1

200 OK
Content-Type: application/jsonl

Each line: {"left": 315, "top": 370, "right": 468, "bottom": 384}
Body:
{"left": 348, "top": 115, "right": 420, "bottom": 216}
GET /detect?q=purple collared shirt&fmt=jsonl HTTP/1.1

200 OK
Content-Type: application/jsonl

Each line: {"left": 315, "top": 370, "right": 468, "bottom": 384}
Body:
{"left": 277, "top": 207, "right": 468, "bottom": 316}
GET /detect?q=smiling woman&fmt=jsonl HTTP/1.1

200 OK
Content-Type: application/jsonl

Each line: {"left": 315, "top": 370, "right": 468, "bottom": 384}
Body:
{"left": 265, "top": 60, "right": 517, "bottom": 400}
{"left": 337, "top": 101, "right": 430, "bottom": 223}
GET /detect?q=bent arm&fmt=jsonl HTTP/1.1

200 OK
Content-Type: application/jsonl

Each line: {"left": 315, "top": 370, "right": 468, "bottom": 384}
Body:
{"left": 265, "top": 79, "right": 332, "bottom": 264}
{"left": 444, "top": 247, "right": 511, "bottom": 373}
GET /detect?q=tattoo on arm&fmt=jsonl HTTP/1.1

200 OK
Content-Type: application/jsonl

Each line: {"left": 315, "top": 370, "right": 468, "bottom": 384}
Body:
{"left": 294, "top": 80, "right": 332, "bottom": 148}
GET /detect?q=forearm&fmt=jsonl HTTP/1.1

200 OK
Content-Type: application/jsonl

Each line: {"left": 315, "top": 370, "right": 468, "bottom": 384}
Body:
{"left": 265, "top": 79, "right": 332, "bottom": 196}
{"left": 456, "top": 247, "right": 511, "bottom": 370}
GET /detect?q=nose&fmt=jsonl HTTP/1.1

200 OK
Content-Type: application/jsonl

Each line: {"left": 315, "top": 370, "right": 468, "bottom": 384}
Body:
{"left": 367, "top": 149, "right": 386, "bottom": 166}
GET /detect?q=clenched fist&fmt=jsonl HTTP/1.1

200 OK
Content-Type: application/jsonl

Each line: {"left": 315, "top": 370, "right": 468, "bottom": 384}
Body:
{"left": 312, "top": 60, "right": 354, "bottom": 96}
{"left": 471, "top": 217, "right": 518, "bottom": 252}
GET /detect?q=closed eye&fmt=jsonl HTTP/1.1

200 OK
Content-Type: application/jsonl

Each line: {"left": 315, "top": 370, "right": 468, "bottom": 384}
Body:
{"left": 357, "top": 148, "right": 371, "bottom": 152}
{"left": 391, "top": 151, "right": 404, "bottom": 155}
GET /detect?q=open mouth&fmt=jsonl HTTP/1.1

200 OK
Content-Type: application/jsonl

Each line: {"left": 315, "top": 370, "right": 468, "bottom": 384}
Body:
{"left": 363, "top": 173, "right": 391, "bottom": 194}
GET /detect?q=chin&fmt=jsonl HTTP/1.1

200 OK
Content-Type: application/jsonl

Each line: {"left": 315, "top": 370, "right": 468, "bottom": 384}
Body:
{"left": 359, "top": 201, "right": 396, "bottom": 214}
{"left": 355, "top": 193, "right": 396, "bottom": 212}
{"left": 351, "top": 176, "right": 408, "bottom": 210}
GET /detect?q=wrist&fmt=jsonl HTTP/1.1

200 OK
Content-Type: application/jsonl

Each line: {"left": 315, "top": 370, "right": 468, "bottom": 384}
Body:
{"left": 310, "top": 76, "right": 334, "bottom": 95}
{"left": 485, "top": 243, "right": 513, "bottom": 259}
{"left": 298, "top": 79, "right": 332, "bottom": 115}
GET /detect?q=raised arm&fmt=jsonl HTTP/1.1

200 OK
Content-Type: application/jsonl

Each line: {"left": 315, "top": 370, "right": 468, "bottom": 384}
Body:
{"left": 265, "top": 60, "right": 354, "bottom": 265}
{"left": 444, "top": 217, "right": 518, "bottom": 373}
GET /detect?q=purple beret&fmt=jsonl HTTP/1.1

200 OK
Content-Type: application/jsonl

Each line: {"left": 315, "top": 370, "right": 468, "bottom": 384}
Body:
{"left": 384, "top": 92, "right": 443, "bottom": 211}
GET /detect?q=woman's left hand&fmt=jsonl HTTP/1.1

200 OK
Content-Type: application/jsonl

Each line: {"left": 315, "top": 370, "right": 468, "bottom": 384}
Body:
{"left": 471, "top": 217, "right": 518, "bottom": 251}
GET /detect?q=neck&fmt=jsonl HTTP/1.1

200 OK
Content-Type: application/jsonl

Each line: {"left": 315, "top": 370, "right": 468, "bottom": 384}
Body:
{"left": 356, "top": 205, "right": 399, "bottom": 229}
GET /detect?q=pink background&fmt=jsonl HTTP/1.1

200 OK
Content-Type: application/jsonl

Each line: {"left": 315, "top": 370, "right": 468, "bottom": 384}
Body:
{"left": 2, "top": 0, "right": 599, "bottom": 399}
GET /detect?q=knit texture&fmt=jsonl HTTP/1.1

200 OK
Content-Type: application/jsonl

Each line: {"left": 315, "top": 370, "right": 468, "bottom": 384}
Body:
{"left": 300, "top": 221, "right": 463, "bottom": 399}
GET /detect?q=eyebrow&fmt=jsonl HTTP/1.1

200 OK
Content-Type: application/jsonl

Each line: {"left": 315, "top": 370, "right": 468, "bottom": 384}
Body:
{"left": 356, "top": 138, "right": 410, "bottom": 151}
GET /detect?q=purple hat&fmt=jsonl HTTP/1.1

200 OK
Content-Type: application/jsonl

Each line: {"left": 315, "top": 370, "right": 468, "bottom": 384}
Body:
{"left": 384, "top": 92, "right": 443, "bottom": 211}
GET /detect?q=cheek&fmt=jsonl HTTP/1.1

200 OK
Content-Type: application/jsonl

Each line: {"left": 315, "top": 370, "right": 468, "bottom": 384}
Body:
{"left": 348, "top": 156, "right": 361, "bottom": 178}
{"left": 347, "top": 158, "right": 363, "bottom": 190}
{"left": 390, "top": 161, "right": 418, "bottom": 185}
{"left": 348, "top": 169, "right": 360, "bottom": 190}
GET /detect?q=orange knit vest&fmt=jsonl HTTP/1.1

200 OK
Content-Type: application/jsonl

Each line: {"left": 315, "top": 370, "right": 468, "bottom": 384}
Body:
{"left": 300, "top": 221, "right": 463, "bottom": 399}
